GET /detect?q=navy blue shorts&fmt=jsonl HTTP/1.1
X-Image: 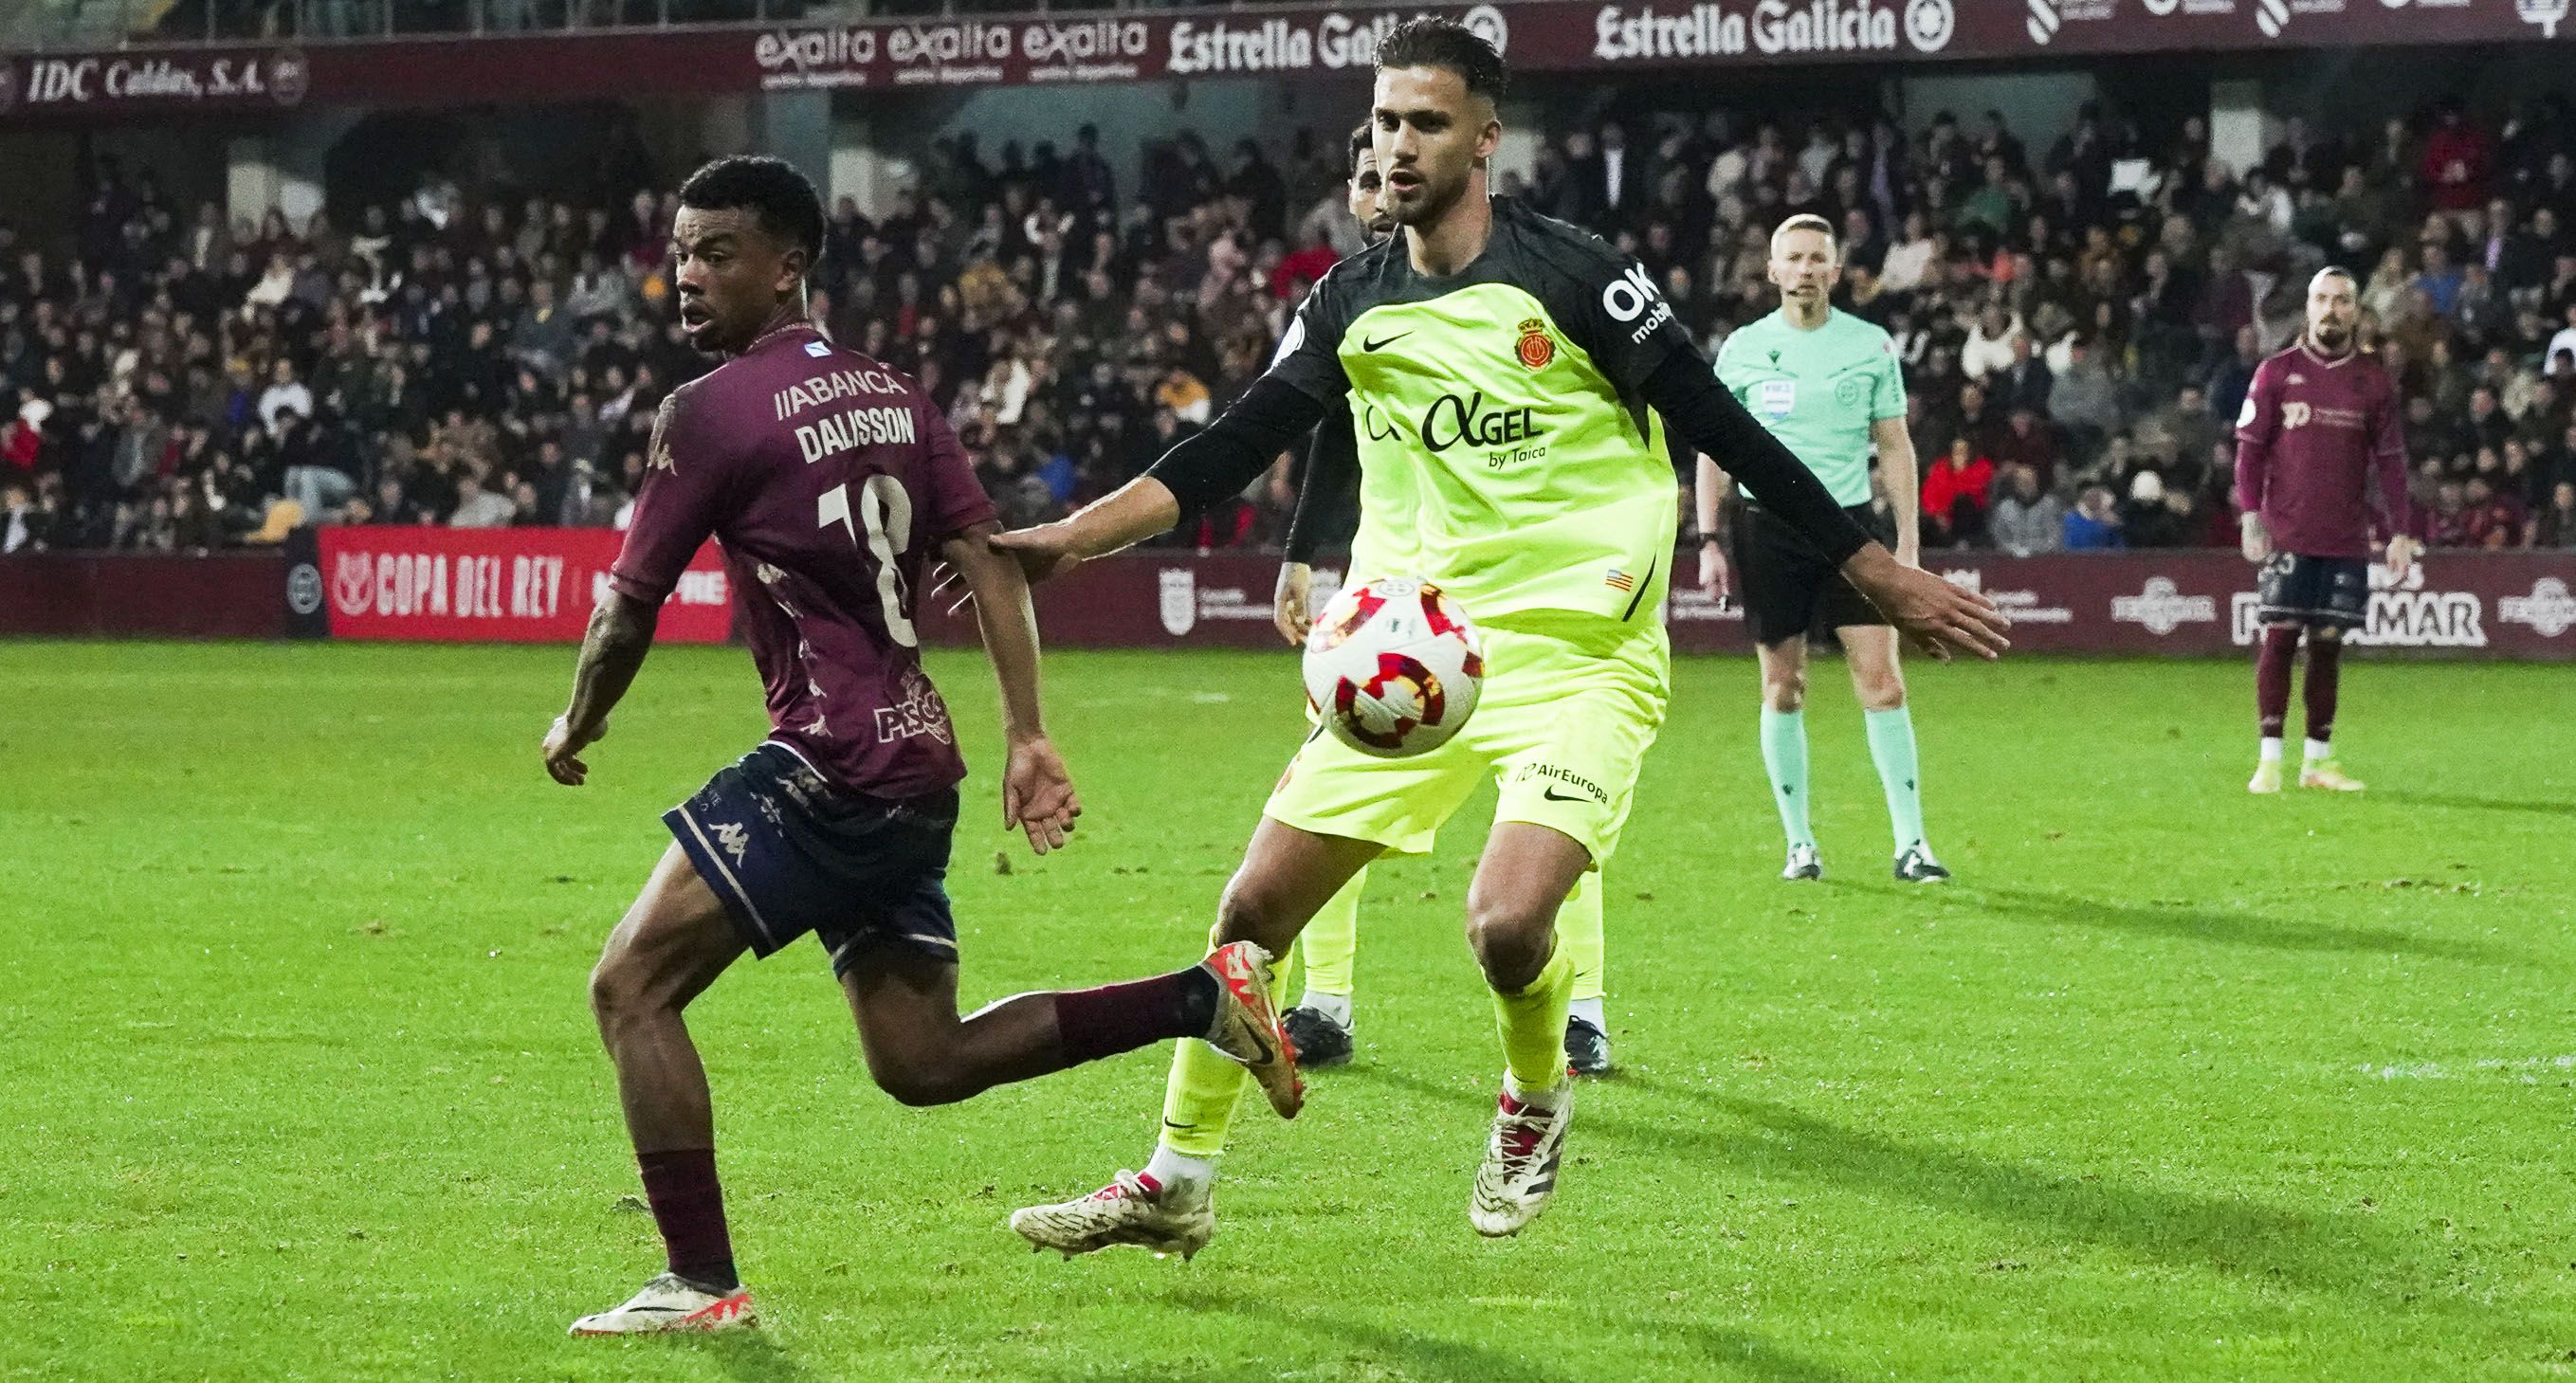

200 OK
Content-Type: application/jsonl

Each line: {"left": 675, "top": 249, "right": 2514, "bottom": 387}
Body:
{"left": 2257, "top": 554, "right": 2369, "bottom": 630}
{"left": 665, "top": 743, "right": 959, "bottom": 978}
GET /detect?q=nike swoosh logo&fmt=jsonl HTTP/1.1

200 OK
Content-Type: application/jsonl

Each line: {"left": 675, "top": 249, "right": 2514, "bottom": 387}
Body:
{"left": 1161, "top": 1119, "right": 1197, "bottom": 1132}
{"left": 1542, "top": 786, "right": 1593, "bottom": 804}
{"left": 1361, "top": 331, "right": 1413, "bottom": 351}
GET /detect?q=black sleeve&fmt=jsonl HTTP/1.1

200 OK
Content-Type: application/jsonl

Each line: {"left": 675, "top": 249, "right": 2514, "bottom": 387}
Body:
{"left": 1640, "top": 354, "right": 1873, "bottom": 565}
{"left": 1523, "top": 213, "right": 1701, "bottom": 397}
{"left": 1143, "top": 376, "right": 1327, "bottom": 519}
{"left": 1284, "top": 400, "right": 1361, "bottom": 562}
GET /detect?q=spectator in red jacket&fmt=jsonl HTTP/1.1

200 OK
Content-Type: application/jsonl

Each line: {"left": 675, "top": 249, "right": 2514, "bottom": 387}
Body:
{"left": 1, "top": 399, "right": 46, "bottom": 476}
{"left": 1922, "top": 437, "right": 1996, "bottom": 549}
{"left": 2421, "top": 100, "right": 2493, "bottom": 218}
{"left": 1270, "top": 222, "right": 1340, "bottom": 302}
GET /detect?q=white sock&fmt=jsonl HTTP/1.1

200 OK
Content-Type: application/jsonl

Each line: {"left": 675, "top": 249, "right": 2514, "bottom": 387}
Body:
{"left": 2304, "top": 737, "right": 2332, "bottom": 763}
{"left": 1297, "top": 991, "right": 1352, "bottom": 1028}
{"left": 1567, "top": 996, "right": 1606, "bottom": 1031}
{"left": 2258, "top": 737, "right": 2284, "bottom": 763}
{"left": 1143, "top": 1144, "right": 1215, "bottom": 1192}
{"left": 1504, "top": 1069, "right": 1567, "bottom": 1108}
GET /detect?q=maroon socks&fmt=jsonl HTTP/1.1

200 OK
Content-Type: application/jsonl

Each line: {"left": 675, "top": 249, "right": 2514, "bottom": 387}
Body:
{"left": 1054, "top": 966, "right": 1221, "bottom": 1065}
{"left": 2256, "top": 626, "right": 2298, "bottom": 739}
{"left": 636, "top": 1148, "right": 738, "bottom": 1293}
{"left": 2303, "top": 635, "right": 2342, "bottom": 746}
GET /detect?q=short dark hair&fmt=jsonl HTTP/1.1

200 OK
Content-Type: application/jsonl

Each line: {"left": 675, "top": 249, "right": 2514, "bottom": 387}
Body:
{"left": 678, "top": 155, "right": 825, "bottom": 266}
{"left": 1347, "top": 121, "right": 1373, "bottom": 179}
{"left": 1374, "top": 17, "right": 1508, "bottom": 103}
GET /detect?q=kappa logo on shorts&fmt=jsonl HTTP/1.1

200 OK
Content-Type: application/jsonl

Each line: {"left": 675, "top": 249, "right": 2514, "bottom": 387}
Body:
{"left": 712, "top": 821, "right": 751, "bottom": 864}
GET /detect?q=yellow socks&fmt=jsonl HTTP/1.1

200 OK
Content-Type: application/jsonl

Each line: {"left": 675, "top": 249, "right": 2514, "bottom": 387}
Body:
{"left": 1157, "top": 928, "right": 1293, "bottom": 1160}
{"left": 1491, "top": 939, "right": 1574, "bottom": 1092}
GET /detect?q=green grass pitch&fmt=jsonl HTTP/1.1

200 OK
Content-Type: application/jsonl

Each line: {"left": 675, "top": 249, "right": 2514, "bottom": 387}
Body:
{"left": 7, "top": 638, "right": 2574, "bottom": 1382}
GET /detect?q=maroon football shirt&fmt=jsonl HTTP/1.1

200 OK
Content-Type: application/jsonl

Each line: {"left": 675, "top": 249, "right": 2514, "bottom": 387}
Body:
{"left": 610, "top": 324, "right": 996, "bottom": 800}
{"left": 2231, "top": 341, "right": 2415, "bottom": 560}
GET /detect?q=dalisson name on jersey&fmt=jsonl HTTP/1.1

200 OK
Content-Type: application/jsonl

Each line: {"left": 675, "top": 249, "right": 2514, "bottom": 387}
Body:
{"left": 795, "top": 405, "right": 920, "bottom": 464}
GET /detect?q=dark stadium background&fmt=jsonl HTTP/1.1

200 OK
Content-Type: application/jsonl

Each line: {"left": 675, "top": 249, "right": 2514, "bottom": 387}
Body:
{"left": 3, "top": 5, "right": 2575, "bottom": 630}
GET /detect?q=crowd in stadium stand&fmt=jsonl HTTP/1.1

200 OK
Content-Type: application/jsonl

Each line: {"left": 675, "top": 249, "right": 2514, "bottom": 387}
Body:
{"left": 9, "top": 95, "right": 2576, "bottom": 558}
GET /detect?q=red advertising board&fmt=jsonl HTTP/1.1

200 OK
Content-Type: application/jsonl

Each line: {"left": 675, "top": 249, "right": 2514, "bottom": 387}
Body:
{"left": 315, "top": 525, "right": 731, "bottom": 643}
{"left": 7, "top": 0, "right": 2573, "bottom": 120}
{"left": 914, "top": 550, "right": 2576, "bottom": 660}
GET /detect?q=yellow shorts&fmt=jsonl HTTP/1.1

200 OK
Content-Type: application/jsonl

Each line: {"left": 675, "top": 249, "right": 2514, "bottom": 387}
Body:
{"left": 1265, "top": 618, "right": 1670, "bottom": 866}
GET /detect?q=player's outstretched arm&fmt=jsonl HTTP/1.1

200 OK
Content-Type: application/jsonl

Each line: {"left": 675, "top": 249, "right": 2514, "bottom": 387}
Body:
{"left": 1643, "top": 355, "right": 2008, "bottom": 661}
{"left": 544, "top": 591, "right": 661, "bottom": 786}
{"left": 942, "top": 521, "right": 1080, "bottom": 855}
{"left": 989, "top": 476, "right": 1183, "bottom": 585}
{"left": 992, "top": 377, "right": 1328, "bottom": 585}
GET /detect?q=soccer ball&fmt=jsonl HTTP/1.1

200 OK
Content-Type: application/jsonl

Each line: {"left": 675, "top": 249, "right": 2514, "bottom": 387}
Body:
{"left": 1302, "top": 576, "right": 1484, "bottom": 758}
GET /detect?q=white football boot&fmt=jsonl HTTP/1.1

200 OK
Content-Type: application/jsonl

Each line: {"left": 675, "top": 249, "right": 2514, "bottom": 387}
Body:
{"left": 569, "top": 1272, "right": 756, "bottom": 1336}
{"left": 1470, "top": 1082, "right": 1573, "bottom": 1237}
{"left": 1010, "top": 1170, "right": 1215, "bottom": 1260}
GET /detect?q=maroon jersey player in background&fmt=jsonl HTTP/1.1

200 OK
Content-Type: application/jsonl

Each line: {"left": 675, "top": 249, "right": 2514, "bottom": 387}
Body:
{"left": 540, "top": 157, "right": 1301, "bottom": 1338}
{"left": 2232, "top": 266, "right": 2421, "bottom": 794}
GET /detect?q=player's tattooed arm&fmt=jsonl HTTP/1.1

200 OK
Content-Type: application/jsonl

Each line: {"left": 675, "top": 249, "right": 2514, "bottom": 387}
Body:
{"left": 941, "top": 521, "right": 1080, "bottom": 853}
{"left": 543, "top": 592, "right": 660, "bottom": 787}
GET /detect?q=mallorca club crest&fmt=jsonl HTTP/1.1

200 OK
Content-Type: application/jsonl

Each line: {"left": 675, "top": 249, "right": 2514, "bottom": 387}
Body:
{"left": 1515, "top": 318, "right": 1554, "bottom": 371}
{"left": 1160, "top": 567, "right": 1197, "bottom": 637}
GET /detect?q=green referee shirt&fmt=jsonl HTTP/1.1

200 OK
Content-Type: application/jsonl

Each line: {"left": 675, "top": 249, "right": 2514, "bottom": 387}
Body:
{"left": 1713, "top": 307, "right": 1906, "bottom": 508}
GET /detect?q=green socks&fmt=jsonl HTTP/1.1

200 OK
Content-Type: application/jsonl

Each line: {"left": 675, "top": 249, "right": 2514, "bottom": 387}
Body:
{"left": 1760, "top": 707, "right": 1814, "bottom": 849}
{"left": 1864, "top": 706, "right": 1927, "bottom": 854}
